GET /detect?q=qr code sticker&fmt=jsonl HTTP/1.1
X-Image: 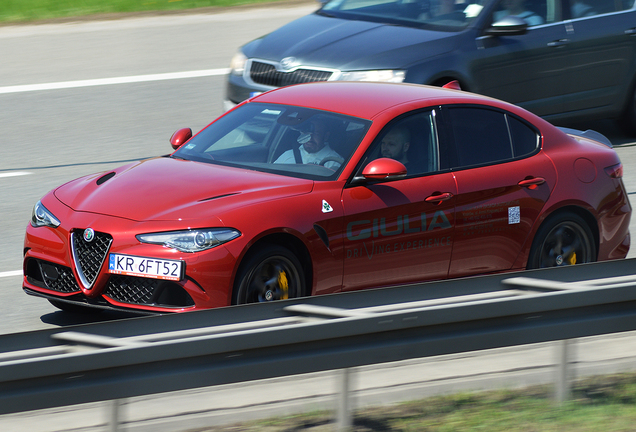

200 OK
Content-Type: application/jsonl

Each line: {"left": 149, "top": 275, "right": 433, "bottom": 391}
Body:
{"left": 508, "top": 206, "right": 520, "bottom": 224}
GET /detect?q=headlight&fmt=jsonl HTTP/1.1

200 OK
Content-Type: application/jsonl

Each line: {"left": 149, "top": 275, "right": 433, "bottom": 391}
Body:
{"left": 136, "top": 228, "right": 241, "bottom": 253}
{"left": 339, "top": 70, "right": 406, "bottom": 83}
{"left": 229, "top": 52, "right": 247, "bottom": 76}
{"left": 31, "top": 200, "right": 60, "bottom": 228}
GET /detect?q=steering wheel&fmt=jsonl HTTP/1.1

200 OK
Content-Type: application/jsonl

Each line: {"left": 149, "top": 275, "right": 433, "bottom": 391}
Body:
{"left": 319, "top": 156, "right": 344, "bottom": 167}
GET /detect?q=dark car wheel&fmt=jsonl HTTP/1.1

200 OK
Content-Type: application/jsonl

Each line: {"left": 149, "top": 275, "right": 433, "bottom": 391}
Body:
{"left": 233, "top": 245, "right": 305, "bottom": 305}
{"left": 527, "top": 212, "right": 596, "bottom": 269}
{"left": 619, "top": 81, "right": 636, "bottom": 137}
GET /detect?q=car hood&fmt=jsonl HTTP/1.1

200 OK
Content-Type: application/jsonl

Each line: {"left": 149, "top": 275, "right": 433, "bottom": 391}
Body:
{"left": 54, "top": 157, "right": 314, "bottom": 222}
{"left": 243, "top": 13, "right": 460, "bottom": 71}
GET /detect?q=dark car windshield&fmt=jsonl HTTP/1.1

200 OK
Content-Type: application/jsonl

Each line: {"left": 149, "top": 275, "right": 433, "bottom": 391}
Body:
{"left": 172, "top": 103, "right": 371, "bottom": 180}
{"left": 321, "top": 0, "right": 491, "bottom": 30}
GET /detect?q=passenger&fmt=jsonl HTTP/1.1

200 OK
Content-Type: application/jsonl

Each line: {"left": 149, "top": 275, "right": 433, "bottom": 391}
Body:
{"left": 380, "top": 127, "right": 413, "bottom": 172}
{"left": 494, "top": 0, "right": 544, "bottom": 26}
{"left": 274, "top": 118, "right": 343, "bottom": 170}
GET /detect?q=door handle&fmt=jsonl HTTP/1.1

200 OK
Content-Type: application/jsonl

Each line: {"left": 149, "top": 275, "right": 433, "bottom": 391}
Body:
{"left": 425, "top": 192, "right": 454, "bottom": 203}
{"left": 547, "top": 39, "right": 569, "bottom": 47}
{"left": 625, "top": 28, "right": 636, "bottom": 36}
{"left": 518, "top": 177, "right": 546, "bottom": 188}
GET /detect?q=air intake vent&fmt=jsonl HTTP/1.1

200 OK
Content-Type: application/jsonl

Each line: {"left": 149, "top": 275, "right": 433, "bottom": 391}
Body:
{"left": 96, "top": 172, "right": 116, "bottom": 185}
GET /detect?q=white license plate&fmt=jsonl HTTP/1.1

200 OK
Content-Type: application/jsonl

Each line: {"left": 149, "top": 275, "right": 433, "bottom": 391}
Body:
{"left": 108, "top": 254, "right": 183, "bottom": 281}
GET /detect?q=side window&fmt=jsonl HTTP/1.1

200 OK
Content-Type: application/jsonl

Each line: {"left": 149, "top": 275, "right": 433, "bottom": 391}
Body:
{"left": 447, "top": 108, "right": 513, "bottom": 168}
{"left": 493, "top": 0, "right": 551, "bottom": 26}
{"left": 368, "top": 110, "right": 439, "bottom": 176}
{"left": 446, "top": 107, "right": 539, "bottom": 168}
{"left": 571, "top": 0, "right": 633, "bottom": 17}
{"left": 508, "top": 115, "right": 539, "bottom": 156}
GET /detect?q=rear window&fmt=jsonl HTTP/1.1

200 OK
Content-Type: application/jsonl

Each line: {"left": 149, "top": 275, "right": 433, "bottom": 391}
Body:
{"left": 445, "top": 107, "right": 539, "bottom": 168}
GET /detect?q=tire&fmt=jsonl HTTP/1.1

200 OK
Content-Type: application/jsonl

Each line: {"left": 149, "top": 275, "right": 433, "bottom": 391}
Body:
{"left": 619, "top": 80, "right": 636, "bottom": 137}
{"left": 48, "top": 299, "right": 100, "bottom": 314}
{"left": 233, "top": 245, "right": 306, "bottom": 305}
{"left": 527, "top": 212, "right": 596, "bottom": 269}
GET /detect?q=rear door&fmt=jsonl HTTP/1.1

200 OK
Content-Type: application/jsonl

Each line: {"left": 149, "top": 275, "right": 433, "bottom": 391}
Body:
{"left": 440, "top": 106, "right": 557, "bottom": 278}
{"left": 561, "top": 0, "right": 636, "bottom": 114}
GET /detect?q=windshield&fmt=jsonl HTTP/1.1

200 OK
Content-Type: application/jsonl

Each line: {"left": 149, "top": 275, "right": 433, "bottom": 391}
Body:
{"left": 321, "top": 0, "right": 490, "bottom": 30}
{"left": 172, "top": 103, "right": 371, "bottom": 180}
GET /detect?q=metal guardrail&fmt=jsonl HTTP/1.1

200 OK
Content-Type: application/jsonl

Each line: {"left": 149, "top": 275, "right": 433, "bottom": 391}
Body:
{"left": 2, "top": 258, "right": 636, "bottom": 422}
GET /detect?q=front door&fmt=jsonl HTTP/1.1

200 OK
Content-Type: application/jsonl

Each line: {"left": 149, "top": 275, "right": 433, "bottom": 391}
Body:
{"left": 342, "top": 110, "right": 457, "bottom": 291}
{"left": 471, "top": 0, "right": 570, "bottom": 116}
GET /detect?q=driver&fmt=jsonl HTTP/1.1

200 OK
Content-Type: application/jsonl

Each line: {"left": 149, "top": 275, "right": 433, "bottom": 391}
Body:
{"left": 274, "top": 117, "right": 343, "bottom": 170}
{"left": 494, "top": 0, "right": 544, "bottom": 26}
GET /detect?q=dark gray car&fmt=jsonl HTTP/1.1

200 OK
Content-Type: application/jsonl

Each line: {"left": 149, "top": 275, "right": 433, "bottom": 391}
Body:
{"left": 225, "top": 0, "right": 636, "bottom": 134}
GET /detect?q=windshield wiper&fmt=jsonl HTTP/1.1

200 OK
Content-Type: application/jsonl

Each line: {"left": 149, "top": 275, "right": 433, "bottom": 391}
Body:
{"left": 316, "top": 10, "right": 336, "bottom": 18}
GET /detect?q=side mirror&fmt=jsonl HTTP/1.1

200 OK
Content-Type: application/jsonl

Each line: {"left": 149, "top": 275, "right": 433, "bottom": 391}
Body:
{"left": 361, "top": 158, "right": 407, "bottom": 180}
{"left": 484, "top": 16, "right": 528, "bottom": 36}
{"left": 170, "top": 128, "right": 193, "bottom": 150}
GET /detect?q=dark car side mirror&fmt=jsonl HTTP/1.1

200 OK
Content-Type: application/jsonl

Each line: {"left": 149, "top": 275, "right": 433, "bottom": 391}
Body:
{"left": 361, "top": 158, "right": 408, "bottom": 181}
{"left": 170, "top": 128, "right": 193, "bottom": 150}
{"left": 484, "top": 16, "right": 528, "bottom": 36}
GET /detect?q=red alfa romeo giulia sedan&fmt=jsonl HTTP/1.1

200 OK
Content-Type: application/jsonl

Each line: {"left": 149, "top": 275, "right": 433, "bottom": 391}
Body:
{"left": 23, "top": 82, "right": 631, "bottom": 313}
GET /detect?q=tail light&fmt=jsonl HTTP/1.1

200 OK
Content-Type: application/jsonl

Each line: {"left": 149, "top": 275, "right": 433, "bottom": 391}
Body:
{"left": 604, "top": 163, "right": 623, "bottom": 179}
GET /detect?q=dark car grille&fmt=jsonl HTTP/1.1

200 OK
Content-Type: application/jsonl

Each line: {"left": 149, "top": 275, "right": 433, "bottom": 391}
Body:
{"left": 249, "top": 61, "right": 333, "bottom": 87}
{"left": 104, "top": 275, "right": 195, "bottom": 308}
{"left": 72, "top": 229, "right": 113, "bottom": 289}
{"left": 26, "top": 259, "right": 81, "bottom": 293}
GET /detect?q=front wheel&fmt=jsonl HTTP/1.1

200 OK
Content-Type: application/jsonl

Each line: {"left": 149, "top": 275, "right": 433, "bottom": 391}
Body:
{"left": 527, "top": 212, "right": 596, "bottom": 269}
{"left": 233, "top": 245, "right": 305, "bottom": 305}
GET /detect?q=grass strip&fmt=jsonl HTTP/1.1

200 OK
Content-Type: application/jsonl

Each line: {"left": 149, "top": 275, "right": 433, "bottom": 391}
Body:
{"left": 0, "top": 0, "right": 286, "bottom": 23}
{"left": 194, "top": 373, "right": 636, "bottom": 431}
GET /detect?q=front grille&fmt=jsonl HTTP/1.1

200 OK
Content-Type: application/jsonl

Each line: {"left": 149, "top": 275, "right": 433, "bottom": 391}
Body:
{"left": 26, "top": 259, "right": 80, "bottom": 293}
{"left": 249, "top": 61, "right": 333, "bottom": 87}
{"left": 72, "top": 229, "right": 113, "bottom": 289}
{"left": 104, "top": 275, "right": 195, "bottom": 308}
{"left": 105, "top": 274, "right": 157, "bottom": 305}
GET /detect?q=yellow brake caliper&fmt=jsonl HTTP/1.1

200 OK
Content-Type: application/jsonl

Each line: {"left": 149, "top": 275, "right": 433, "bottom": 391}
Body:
{"left": 568, "top": 252, "right": 577, "bottom": 265}
{"left": 278, "top": 271, "right": 289, "bottom": 300}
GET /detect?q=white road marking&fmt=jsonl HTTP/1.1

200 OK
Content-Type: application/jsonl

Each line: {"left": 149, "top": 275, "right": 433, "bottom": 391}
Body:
{"left": 0, "top": 172, "right": 31, "bottom": 178}
{"left": 0, "top": 270, "right": 22, "bottom": 278}
{"left": 0, "top": 69, "right": 229, "bottom": 95}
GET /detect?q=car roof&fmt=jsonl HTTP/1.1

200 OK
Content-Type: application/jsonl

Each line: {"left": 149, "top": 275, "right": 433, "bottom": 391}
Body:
{"left": 248, "top": 81, "right": 514, "bottom": 120}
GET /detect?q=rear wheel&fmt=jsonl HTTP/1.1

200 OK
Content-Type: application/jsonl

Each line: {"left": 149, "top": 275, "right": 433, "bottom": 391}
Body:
{"left": 233, "top": 245, "right": 305, "bottom": 305}
{"left": 619, "top": 81, "right": 636, "bottom": 136}
{"left": 527, "top": 212, "right": 596, "bottom": 269}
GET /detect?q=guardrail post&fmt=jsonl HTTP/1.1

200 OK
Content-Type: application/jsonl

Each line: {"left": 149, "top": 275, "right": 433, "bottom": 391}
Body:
{"left": 554, "top": 339, "right": 575, "bottom": 404}
{"left": 336, "top": 368, "right": 354, "bottom": 431}
{"left": 107, "top": 398, "right": 125, "bottom": 432}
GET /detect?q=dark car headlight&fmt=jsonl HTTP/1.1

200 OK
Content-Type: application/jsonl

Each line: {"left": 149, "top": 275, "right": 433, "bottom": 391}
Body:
{"left": 137, "top": 228, "right": 241, "bottom": 253}
{"left": 229, "top": 52, "right": 247, "bottom": 76}
{"left": 31, "top": 200, "right": 61, "bottom": 228}
{"left": 339, "top": 70, "right": 405, "bottom": 83}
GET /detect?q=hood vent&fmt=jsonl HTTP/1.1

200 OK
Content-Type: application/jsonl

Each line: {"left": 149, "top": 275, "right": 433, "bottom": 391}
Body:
{"left": 199, "top": 193, "right": 240, "bottom": 202}
{"left": 96, "top": 172, "right": 116, "bottom": 185}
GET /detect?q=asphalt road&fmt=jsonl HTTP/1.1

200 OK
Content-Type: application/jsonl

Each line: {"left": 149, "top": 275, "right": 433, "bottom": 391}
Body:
{"left": 0, "top": 3, "right": 318, "bottom": 335}
{"left": 1, "top": 2, "right": 636, "bottom": 335}
{"left": 2, "top": 4, "right": 636, "bottom": 431}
